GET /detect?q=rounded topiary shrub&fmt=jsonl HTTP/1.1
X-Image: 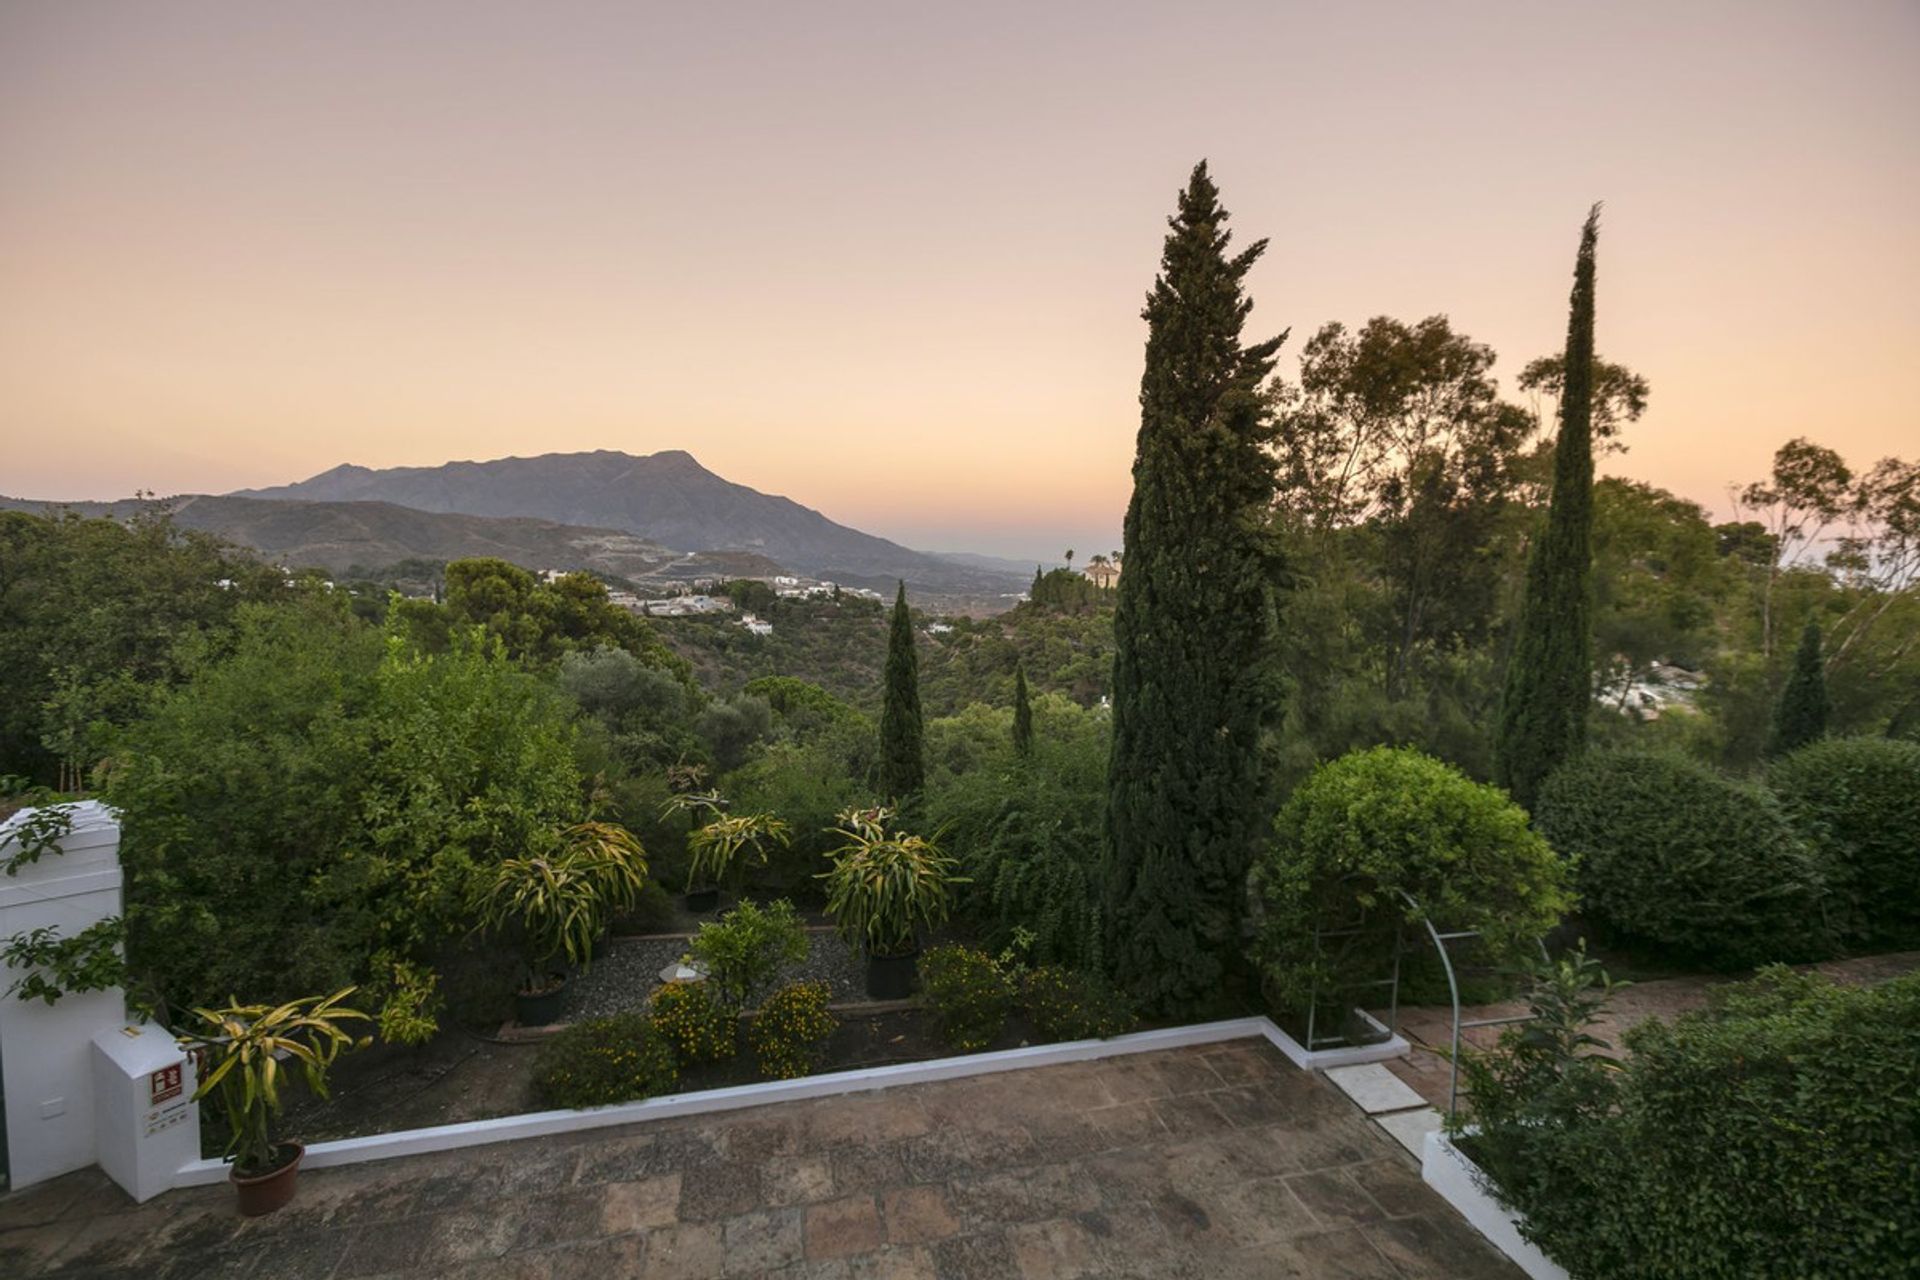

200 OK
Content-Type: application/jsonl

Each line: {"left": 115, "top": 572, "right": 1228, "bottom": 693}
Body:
{"left": 533, "top": 1014, "right": 678, "bottom": 1109}
{"left": 919, "top": 945, "right": 1015, "bottom": 1051}
{"left": 1536, "top": 750, "right": 1830, "bottom": 968}
{"left": 1768, "top": 736, "right": 1920, "bottom": 947}
{"left": 1248, "top": 747, "right": 1573, "bottom": 1020}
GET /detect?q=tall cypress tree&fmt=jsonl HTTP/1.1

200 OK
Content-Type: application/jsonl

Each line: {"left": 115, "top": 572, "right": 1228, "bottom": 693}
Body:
{"left": 1012, "top": 663, "right": 1034, "bottom": 759}
{"left": 1768, "top": 619, "right": 1829, "bottom": 756}
{"left": 1496, "top": 206, "right": 1601, "bottom": 811}
{"left": 1104, "top": 162, "right": 1286, "bottom": 1014}
{"left": 879, "top": 580, "right": 924, "bottom": 802}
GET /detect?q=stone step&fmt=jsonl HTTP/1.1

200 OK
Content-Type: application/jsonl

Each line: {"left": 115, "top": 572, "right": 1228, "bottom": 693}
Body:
{"left": 1323, "top": 1062, "right": 1428, "bottom": 1115}
{"left": 1377, "top": 1106, "right": 1445, "bottom": 1159}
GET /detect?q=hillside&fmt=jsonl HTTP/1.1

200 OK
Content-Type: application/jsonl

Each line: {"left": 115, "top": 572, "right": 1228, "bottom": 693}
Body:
{"left": 0, "top": 493, "right": 773, "bottom": 583}
{"left": 235, "top": 449, "right": 1027, "bottom": 597}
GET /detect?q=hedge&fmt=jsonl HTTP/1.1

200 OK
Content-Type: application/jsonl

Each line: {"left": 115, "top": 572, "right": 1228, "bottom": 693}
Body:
{"left": 1768, "top": 736, "right": 1920, "bottom": 947}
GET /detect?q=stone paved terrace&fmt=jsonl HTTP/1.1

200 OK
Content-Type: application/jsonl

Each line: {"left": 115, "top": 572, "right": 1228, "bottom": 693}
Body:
{"left": 1, "top": 1040, "right": 1521, "bottom": 1279}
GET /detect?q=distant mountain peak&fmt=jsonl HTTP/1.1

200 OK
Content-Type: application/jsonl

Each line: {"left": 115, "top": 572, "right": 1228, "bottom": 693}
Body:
{"left": 228, "top": 448, "right": 1023, "bottom": 596}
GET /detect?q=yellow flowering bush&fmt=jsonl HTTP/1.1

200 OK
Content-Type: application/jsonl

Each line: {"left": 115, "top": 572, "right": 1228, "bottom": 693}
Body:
{"left": 650, "top": 980, "right": 737, "bottom": 1065}
{"left": 1022, "top": 964, "right": 1136, "bottom": 1043}
{"left": 919, "top": 944, "right": 1015, "bottom": 1051}
{"left": 747, "top": 980, "right": 836, "bottom": 1080}
{"left": 533, "top": 1014, "right": 677, "bottom": 1108}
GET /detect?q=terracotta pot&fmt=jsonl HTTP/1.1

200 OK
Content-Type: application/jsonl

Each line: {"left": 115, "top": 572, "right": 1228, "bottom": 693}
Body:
{"left": 865, "top": 948, "right": 919, "bottom": 1000}
{"left": 684, "top": 887, "right": 720, "bottom": 913}
{"left": 515, "top": 975, "right": 569, "bottom": 1027}
{"left": 232, "top": 1142, "right": 304, "bottom": 1217}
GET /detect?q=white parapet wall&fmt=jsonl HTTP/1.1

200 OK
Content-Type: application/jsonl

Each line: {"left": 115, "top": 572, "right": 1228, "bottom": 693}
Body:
{"left": 0, "top": 801, "right": 134, "bottom": 1191}
{"left": 1421, "top": 1128, "right": 1570, "bottom": 1280}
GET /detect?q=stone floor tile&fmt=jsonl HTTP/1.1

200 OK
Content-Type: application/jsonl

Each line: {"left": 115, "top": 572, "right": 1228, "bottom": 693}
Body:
{"left": 802, "top": 1092, "right": 932, "bottom": 1147}
{"left": 881, "top": 1184, "right": 960, "bottom": 1245}
{"left": 498, "top": 1184, "right": 611, "bottom": 1253}
{"left": 1007, "top": 1216, "right": 1103, "bottom": 1279}
{"left": 829, "top": 1142, "right": 911, "bottom": 1194}
{"left": 1, "top": 1219, "right": 90, "bottom": 1275}
{"left": 764, "top": 1154, "right": 838, "bottom": 1207}
{"left": 1376, "top": 1107, "right": 1444, "bottom": 1159}
{"left": 900, "top": 1125, "right": 1038, "bottom": 1183}
{"left": 540, "top": 1234, "right": 649, "bottom": 1278}
{"left": 929, "top": 1230, "right": 1019, "bottom": 1280}
{"left": 678, "top": 1158, "right": 764, "bottom": 1221}
{"left": 335, "top": 1216, "right": 438, "bottom": 1277}
{"left": 1346, "top": 1157, "right": 1432, "bottom": 1218}
{"left": 1287, "top": 1168, "right": 1387, "bottom": 1229}
{"left": 723, "top": 1206, "right": 806, "bottom": 1274}
{"left": 417, "top": 1206, "right": 522, "bottom": 1263}
{"left": 602, "top": 1173, "right": 683, "bottom": 1231}
{"left": 1288, "top": 1112, "right": 1380, "bottom": 1169}
{"left": 1148, "top": 1091, "right": 1234, "bottom": 1139}
{"left": 1198, "top": 1042, "right": 1289, "bottom": 1086}
{"left": 642, "top": 1220, "right": 725, "bottom": 1280}
{"left": 1365, "top": 1212, "right": 1522, "bottom": 1279}
{"left": 1081, "top": 1099, "right": 1168, "bottom": 1148}
{"left": 806, "top": 1194, "right": 885, "bottom": 1259}
{"left": 849, "top": 1244, "right": 940, "bottom": 1280}
{"left": 947, "top": 1163, "right": 1099, "bottom": 1228}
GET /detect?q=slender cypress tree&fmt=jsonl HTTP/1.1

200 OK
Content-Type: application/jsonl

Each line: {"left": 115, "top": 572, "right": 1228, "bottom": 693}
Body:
{"left": 1012, "top": 663, "right": 1034, "bottom": 759}
{"left": 1768, "top": 620, "right": 1829, "bottom": 756}
{"left": 879, "top": 580, "right": 924, "bottom": 802}
{"left": 1104, "top": 162, "right": 1286, "bottom": 1014}
{"left": 1496, "top": 205, "right": 1601, "bottom": 811}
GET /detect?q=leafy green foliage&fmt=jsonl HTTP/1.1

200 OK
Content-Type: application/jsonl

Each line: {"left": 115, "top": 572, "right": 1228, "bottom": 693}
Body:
{"left": 687, "top": 897, "right": 807, "bottom": 1011}
{"left": 649, "top": 981, "right": 737, "bottom": 1065}
{"left": 1011, "top": 664, "right": 1033, "bottom": 759}
{"left": 1021, "top": 965, "right": 1137, "bottom": 1043}
{"left": 532, "top": 1014, "right": 678, "bottom": 1109}
{"left": 918, "top": 944, "right": 1016, "bottom": 1051}
{"left": 430, "top": 558, "right": 686, "bottom": 675}
{"left": 685, "top": 812, "right": 791, "bottom": 894}
{"left": 1106, "top": 162, "right": 1286, "bottom": 1014}
{"left": 1536, "top": 750, "right": 1831, "bottom": 968}
{"left": 181, "top": 988, "right": 371, "bottom": 1174}
{"left": 1768, "top": 736, "right": 1920, "bottom": 946}
{"left": 0, "top": 800, "right": 77, "bottom": 876}
{"left": 879, "top": 582, "right": 925, "bottom": 802}
{"left": 1767, "top": 618, "right": 1829, "bottom": 756}
{"left": 1248, "top": 748, "right": 1571, "bottom": 1021}
{"left": 2, "top": 917, "right": 126, "bottom": 1006}
{"left": 1496, "top": 207, "right": 1601, "bottom": 811}
{"left": 1454, "top": 944, "right": 1624, "bottom": 1143}
{"left": 474, "top": 852, "right": 604, "bottom": 978}
{"left": 747, "top": 980, "right": 836, "bottom": 1080}
{"left": 819, "top": 807, "right": 960, "bottom": 958}
{"left": 1462, "top": 967, "right": 1920, "bottom": 1280}
{"left": 110, "top": 603, "right": 583, "bottom": 1024}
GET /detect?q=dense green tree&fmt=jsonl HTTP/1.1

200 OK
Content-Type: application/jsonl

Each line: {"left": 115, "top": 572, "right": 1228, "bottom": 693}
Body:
{"left": 1496, "top": 206, "right": 1601, "bottom": 810}
{"left": 1768, "top": 619, "right": 1829, "bottom": 756}
{"left": 1012, "top": 663, "right": 1034, "bottom": 758}
{"left": 879, "top": 581, "right": 924, "bottom": 801}
{"left": 1104, "top": 162, "right": 1285, "bottom": 1013}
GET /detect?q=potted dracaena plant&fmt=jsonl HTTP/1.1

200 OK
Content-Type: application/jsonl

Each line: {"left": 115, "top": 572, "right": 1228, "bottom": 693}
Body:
{"left": 660, "top": 787, "right": 730, "bottom": 912}
{"left": 684, "top": 812, "right": 792, "bottom": 914}
{"left": 562, "top": 821, "right": 648, "bottom": 958}
{"left": 179, "top": 988, "right": 370, "bottom": 1216}
{"left": 819, "top": 806, "right": 961, "bottom": 999}
{"left": 475, "top": 849, "right": 604, "bottom": 1026}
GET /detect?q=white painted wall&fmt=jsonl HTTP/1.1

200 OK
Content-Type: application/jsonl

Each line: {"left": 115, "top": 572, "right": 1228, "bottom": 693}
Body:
{"left": 0, "top": 801, "right": 131, "bottom": 1190}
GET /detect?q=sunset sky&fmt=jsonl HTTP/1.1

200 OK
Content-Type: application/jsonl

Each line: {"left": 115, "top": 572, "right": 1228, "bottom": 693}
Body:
{"left": 2, "top": 2, "right": 1915, "bottom": 560}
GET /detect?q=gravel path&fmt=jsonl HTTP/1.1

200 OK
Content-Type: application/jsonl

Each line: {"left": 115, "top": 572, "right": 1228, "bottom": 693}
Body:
{"left": 564, "top": 928, "right": 867, "bottom": 1021}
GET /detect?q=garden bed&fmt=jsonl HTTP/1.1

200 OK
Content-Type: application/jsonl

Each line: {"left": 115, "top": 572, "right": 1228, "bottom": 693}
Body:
{"left": 563, "top": 929, "right": 865, "bottom": 1021}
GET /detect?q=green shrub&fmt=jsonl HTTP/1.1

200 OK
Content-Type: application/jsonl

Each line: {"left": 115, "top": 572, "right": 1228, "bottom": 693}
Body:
{"left": 918, "top": 945, "right": 1016, "bottom": 1051}
{"left": 1536, "top": 750, "right": 1831, "bottom": 968}
{"left": 1461, "top": 967, "right": 1920, "bottom": 1279}
{"left": 649, "top": 981, "right": 736, "bottom": 1065}
{"left": 1248, "top": 747, "right": 1573, "bottom": 1021}
{"left": 1022, "top": 965, "right": 1137, "bottom": 1042}
{"left": 688, "top": 898, "right": 808, "bottom": 1010}
{"left": 747, "top": 980, "right": 837, "bottom": 1080}
{"left": 532, "top": 1014, "right": 678, "bottom": 1108}
{"left": 1768, "top": 736, "right": 1920, "bottom": 946}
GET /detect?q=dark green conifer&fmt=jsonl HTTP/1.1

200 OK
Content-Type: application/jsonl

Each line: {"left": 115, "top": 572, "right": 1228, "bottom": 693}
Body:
{"left": 1012, "top": 663, "right": 1034, "bottom": 759}
{"left": 1496, "top": 206, "right": 1601, "bottom": 811}
{"left": 1768, "top": 619, "right": 1829, "bottom": 756}
{"left": 1104, "top": 162, "right": 1286, "bottom": 1014}
{"left": 879, "top": 580, "right": 924, "bottom": 802}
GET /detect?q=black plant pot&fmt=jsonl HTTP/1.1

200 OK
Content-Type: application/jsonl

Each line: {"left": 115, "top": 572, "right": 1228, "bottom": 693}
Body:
{"left": 685, "top": 887, "right": 720, "bottom": 914}
{"left": 866, "top": 948, "right": 919, "bottom": 1000}
{"left": 515, "top": 976, "right": 568, "bottom": 1027}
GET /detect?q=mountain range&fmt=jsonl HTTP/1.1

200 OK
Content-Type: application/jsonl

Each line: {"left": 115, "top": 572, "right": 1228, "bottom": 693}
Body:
{"left": 7, "top": 450, "right": 1032, "bottom": 601}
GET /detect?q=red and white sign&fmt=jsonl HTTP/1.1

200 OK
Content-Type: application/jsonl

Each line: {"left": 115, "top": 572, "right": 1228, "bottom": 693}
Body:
{"left": 148, "top": 1064, "right": 183, "bottom": 1106}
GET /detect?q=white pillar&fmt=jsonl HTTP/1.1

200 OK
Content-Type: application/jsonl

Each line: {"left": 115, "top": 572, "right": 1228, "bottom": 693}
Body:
{"left": 0, "top": 801, "right": 135, "bottom": 1190}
